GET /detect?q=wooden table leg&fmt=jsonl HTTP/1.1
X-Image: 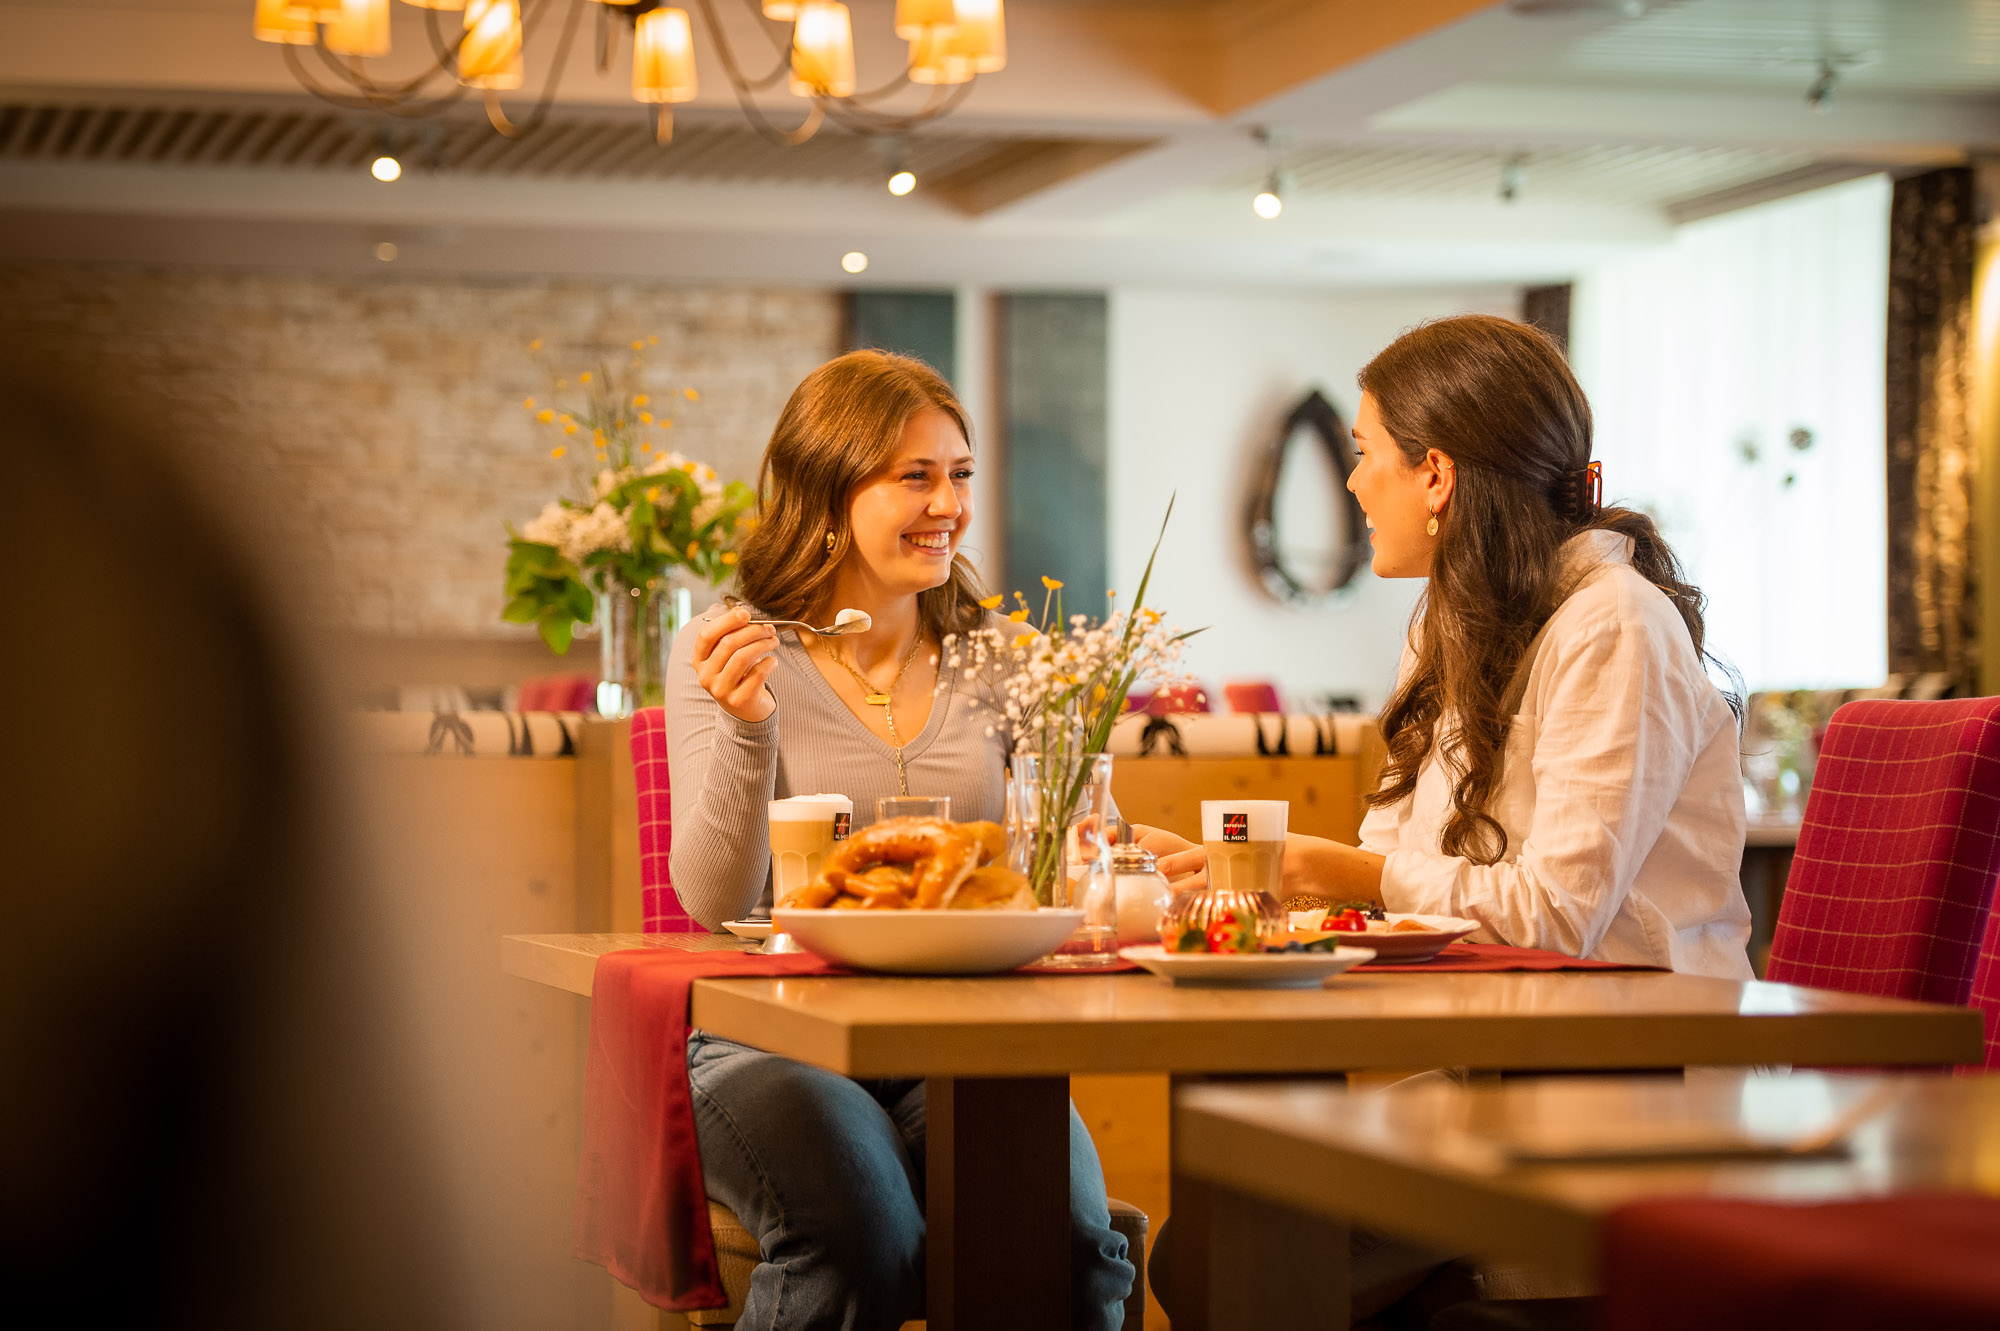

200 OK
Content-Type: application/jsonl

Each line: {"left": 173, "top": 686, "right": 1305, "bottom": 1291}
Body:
{"left": 1169, "top": 1171, "right": 1351, "bottom": 1331}
{"left": 926, "top": 1075, "right": 1071, "bottom": 1331}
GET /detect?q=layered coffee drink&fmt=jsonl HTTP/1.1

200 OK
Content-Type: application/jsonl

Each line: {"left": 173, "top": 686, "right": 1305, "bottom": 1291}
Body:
{"left": 769, "top": 794, "right": 854, "bottom": 904}
{"left": 1200, "top": 799, "right": 1288, "bottom": 901}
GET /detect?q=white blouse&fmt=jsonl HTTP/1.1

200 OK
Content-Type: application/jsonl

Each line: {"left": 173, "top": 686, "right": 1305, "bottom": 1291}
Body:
{"left": 1359, "top": 530, "right": 1753, "bottom": 979}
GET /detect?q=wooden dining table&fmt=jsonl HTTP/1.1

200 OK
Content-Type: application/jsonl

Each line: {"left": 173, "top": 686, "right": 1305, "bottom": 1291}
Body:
{"left": 1172, "top": 1070, "right": 2000, "bottom": 1330}
{"left": 502, "top": 931, "right": 1982, "bottom": 1331}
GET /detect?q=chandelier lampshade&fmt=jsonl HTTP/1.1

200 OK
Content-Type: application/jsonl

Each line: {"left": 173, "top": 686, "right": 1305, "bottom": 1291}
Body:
{"left": 789, "top": 2, "right": 856, "bottom": 99}
{"left": 253, "top": 0, "right": 318, "bottom": 43}
{"left": 762, "top": 2, "right": 800, "bottom": 18}
{"left": 909, "top": 25, "right": 973, "bottom": 84}
{"left": 632, "top": 7, "right": 697, "bottom": 103}
{"left": 943, "top": 0, "right": 1004, "bottom": 73}
{"left": 894, "top": 0, "right": 954, "bottom": 38}
{"left": 398, "top": 0, "right": 468, "bottom": 9}
{"left": 459, "top": 0, "right": 525, "bottom": 89}
{"left": 324, "top": 0, "right": 391, "bottom": 56}
{"left": 282, "top": 0, "right": 348, "bottom": 18}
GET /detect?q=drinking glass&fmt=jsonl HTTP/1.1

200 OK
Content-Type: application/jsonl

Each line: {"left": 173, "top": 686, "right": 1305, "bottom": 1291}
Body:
{"left": 876, "top": 795, "right": 949, "bottom": 822}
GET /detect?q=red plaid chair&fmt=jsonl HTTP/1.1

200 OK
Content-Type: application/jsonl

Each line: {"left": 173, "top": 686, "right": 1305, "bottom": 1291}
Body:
{"left": 630, "top": 706, "right": 706, "bottom": 934}
{"left": 1967, "top": 901, "right": 2000, "bottom": 1070}
{"left": 1765, "top": 697, "right": 2000, "bottom": 1005}
{"left": 1222, "top": 680, "right": 1282, "bottom": 714}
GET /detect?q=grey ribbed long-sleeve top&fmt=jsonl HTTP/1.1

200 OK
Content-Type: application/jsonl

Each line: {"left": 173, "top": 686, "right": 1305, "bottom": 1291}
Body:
{"left": 664, "top": 603, "right": 1013, "bottom": 929}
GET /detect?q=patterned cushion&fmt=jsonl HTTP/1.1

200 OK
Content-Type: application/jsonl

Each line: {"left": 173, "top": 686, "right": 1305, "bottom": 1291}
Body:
{"left": 631, "top": 706, "right": 706, "bottom": 934}
{"left": 1967, "top": 903, "right": 2000, "bottom": 1070}
{"left": 1766, "top": 697, "right": 2000, "bottom": 1004}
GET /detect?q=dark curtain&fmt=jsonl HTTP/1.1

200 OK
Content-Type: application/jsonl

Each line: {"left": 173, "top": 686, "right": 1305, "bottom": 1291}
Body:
{"left": 1521, "top": 283, "right": 1572, "bottom": 355}
{"left": 1886, "top": 166, "right": 1980, "bottom": 695}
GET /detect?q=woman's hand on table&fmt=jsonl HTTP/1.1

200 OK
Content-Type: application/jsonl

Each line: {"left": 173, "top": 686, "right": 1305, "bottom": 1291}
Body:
{"left": 1131, "top": 824, "right": 1203, "bottom": 885}
{"left": 693, "top": 605, "right": 779, "bottom": 723}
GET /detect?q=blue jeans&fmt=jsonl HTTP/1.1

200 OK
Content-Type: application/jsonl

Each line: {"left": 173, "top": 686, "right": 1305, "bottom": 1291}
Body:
{"left": 688, "top": 1032, "right": 1133, "bottom": 1331}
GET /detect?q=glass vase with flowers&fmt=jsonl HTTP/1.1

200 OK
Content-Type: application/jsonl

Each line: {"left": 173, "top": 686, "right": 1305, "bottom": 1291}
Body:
{"left": 500, "top": 336, "right": 754, "bottom": 715}
{"left": 947, "top": 504, "right": 1195, "bottom": 964}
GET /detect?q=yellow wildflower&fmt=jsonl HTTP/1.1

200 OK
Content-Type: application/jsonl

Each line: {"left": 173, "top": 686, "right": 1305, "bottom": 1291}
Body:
{"left": 682, "top": 461, "right": 698, "bottom": 474}
{"left": 564, "top": 423, "right": 579, "bottom": 435}
{"left": 978, "top": 594, "right": 1004, "bottom": 610}
{"left": 1042, "top": 576, "right": 1064, "bottom": 590}
{"left": 720, "top": 551, "right": 738, "bottom": 566}
{"left": 639, "top": 442, "right": 653, "bottom": 453}
{"left": 522, "top": 396, "right": 536, "bottom": 410}
{"left": 1008, "top": 609, "right": 1029, "bottom": 622}
{"left": 536, "top": 409, "right": 554, "bottom": 423}
{"left": 555, "top": 378, "right": 567, "bottom": 389}
{"left": 593, "top": 429, "right": 606, "bottom": 445}
{"left": 639, "top": 412, "right": 653, "bottom": 424}
{"left": 683, "top": 388, "right": 699, "bottom": 401}
{"left": 529, "top": 338, "right": 543, "bottom": 351}
{"left": 634, "top": 393, "right": 650, "bottom": 408}
{"left": 661, "top": 418, "right": 674, "bottom": 430}
{"left": 595, "top": 451, "right": 607, "bottom": 461}
{"left": 558, "top": 413, "right": 572, "bottom": 425}
{"left": 631, "top": 340, "right": 645, "bottom": 352}
{"left": 686, "top": 541, "right": 700, "bottom": 559}
{"left": 580, "top": 371, "right": 593, "bottom": 384}
{"left": 644, "top": 487, "right": 661, "bottom": 503}
{"left": 550, "top": 446, "right": 566, "bottom": 458}
{"left": 648, "top": 334, "right": 660, "bottom": 345}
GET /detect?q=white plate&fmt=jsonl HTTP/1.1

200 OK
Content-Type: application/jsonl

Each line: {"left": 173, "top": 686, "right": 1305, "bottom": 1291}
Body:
{"left": 1286, "top": 912, "right": 1481, "bottom": 962}
{"left": 771, "top": 908, "right": 1085, "bottom": 975}
{"left": 1120, "top": 944, "right": 1376, "bottom": 988}
{"left": 721, "top": 919, "right": 773, "bottom": 941}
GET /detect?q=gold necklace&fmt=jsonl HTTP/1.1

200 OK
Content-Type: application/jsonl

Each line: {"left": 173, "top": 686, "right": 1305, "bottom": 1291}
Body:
{"left": 823, "top": 630, "right": 926, "bottom": 796}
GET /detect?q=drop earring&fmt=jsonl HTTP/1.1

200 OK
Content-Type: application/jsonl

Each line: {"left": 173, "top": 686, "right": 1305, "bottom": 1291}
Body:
{"left": 1426, "top": 511, "right": 1439, "bottom": 537}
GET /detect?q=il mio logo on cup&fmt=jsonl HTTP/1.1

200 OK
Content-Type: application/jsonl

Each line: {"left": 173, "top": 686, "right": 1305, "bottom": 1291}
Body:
{"left": 1223, "top": 814, "right": 1249, "bottom": 842}
{"left": 833, "top": 813, "right": 852, "bottom": 841}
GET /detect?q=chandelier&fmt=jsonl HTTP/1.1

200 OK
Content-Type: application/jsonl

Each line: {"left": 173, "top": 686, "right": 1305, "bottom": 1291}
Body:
{"left": 251, "top": 0, "right": 1005, "bottom": 146}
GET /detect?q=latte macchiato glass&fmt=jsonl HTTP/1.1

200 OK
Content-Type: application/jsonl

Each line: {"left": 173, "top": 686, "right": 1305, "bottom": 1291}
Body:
{"left": 1200, "top": 799, "right": 1287, "bottom": 901}
{"left": 769, "top": 794, "right": 854, "bottom": 903}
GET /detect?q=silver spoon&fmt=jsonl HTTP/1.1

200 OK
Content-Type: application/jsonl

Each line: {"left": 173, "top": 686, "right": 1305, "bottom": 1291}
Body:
{"left": 717, "top": 597, "right": 872, "bottom": 637}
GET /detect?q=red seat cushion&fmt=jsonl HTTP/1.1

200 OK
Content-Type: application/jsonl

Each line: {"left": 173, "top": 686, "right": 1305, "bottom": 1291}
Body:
{"left": 1765, "top": 697, "right": 2000, "bottom": 1005}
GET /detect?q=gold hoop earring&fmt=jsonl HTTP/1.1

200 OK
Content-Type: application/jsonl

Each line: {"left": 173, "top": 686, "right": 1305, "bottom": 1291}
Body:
{"left": 1426, "top": 512, "right": 1440, "bottom": 537}
{"left": 825, "top": 530, "right": 837, "bottom": 555}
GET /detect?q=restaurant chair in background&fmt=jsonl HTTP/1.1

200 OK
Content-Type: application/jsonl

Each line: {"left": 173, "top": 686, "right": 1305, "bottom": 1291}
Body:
{"left": 516, "top": 671, "right": 596, "bottom": 713}
{"left": 1964, "top": 901, "right": 2000, "bottom": 1071}
{"left": 631, "top": 706, "right": 708, "bottom": 934}
{"left": 1765, "top": 696, "right": 2000, "bottom": 1006}
{"left": 1222, "top": 680, "right": 1283, "bottom": 714}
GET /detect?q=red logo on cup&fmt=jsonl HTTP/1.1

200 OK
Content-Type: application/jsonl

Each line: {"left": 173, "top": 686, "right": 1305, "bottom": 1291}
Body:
{"left": 1223, "top": 813, "right": 1248, "bottom": 842}
{"left": 832, "top": 812, "right": 851, "bottom": 841}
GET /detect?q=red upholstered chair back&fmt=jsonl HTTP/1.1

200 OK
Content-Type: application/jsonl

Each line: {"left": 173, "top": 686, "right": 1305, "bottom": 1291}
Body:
{"left": 630, "top": 706, "right": 706, "bottom": 934}
{"left": 1147, "top": 682, "right": 1211, "bottom": 715}
{"left": 1766, "top": 697, "right": 2000, "bottom": 1005}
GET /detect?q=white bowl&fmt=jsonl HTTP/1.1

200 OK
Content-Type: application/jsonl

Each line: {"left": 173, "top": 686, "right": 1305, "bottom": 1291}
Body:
{"left": 771, "top": 908, "right": 1085, "bottom": 975}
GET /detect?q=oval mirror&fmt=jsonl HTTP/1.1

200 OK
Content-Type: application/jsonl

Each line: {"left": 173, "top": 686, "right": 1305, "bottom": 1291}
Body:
{"left": 1246, "top": 390, "right": 1370, "bottom": 607}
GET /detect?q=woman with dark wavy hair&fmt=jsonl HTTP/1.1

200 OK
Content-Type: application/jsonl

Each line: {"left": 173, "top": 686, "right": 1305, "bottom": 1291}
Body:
{"left": 1147, "top": 314, "right": 1752, "bottom": 979}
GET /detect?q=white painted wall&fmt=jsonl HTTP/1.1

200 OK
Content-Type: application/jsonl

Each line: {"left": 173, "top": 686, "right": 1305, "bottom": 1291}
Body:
{"left": 1107, "top": 286, "right": 1519, "bottom": 713}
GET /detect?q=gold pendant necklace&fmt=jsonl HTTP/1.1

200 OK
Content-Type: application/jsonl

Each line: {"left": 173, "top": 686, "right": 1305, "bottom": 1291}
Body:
{"left": 824, "top": 630, "right": 926, "bottom": 796}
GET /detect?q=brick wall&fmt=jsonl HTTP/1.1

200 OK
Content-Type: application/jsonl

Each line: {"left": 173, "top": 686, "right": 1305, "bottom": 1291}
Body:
{"left": 2, "top": 263, "right": 842, "bottom": 639}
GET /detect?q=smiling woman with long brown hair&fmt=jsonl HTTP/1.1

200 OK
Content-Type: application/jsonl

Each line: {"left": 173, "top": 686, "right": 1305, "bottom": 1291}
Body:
{"left": 1143, "top": 314, "right": 1752, "bottom": 980}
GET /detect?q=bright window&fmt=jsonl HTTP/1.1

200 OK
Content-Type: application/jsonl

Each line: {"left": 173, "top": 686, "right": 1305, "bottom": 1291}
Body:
{"left": 1570, "top": 175, "right": 1890, "bottom": 692}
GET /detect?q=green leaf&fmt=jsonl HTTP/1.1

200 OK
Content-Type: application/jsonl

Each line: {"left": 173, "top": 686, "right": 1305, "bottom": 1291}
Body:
{"left": 538, "top": 614, "right": 576, "bottom": 655}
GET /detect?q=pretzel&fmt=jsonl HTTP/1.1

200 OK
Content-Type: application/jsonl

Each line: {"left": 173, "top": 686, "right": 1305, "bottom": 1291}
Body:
{"left": 781, "top": 816, "right": 1026, "bottom": 911}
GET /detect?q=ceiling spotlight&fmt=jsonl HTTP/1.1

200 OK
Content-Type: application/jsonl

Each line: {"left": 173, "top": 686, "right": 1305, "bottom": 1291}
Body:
{"left": 841, "top": 250, "right": 869, "bottom": 274}
{"left": 887, "top": 169, "right": 916, "bottom": 196}
{"left": 1806, "top": 58, "right": 1838, "bottom": 112}
{"left": 1499, "top": 155, "right": 1527, "bottom": 203}
{"left": 374, "top": 241, "right": 399, "bottom": 263}
{"left": 1252, "top": 173, "right": 1284, "bottom": 220}
{"left": 370, "top": 154, "right": 402, "bottom": 183}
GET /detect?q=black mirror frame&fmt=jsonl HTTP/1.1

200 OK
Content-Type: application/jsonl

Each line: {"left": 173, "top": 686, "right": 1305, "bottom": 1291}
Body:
{"left": 1247, "top": 389, "right": 1372, "bottom": 608}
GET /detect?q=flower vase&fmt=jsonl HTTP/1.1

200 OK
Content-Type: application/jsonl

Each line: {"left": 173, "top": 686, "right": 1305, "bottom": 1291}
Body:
{"left": 596, "top": 573, "right": 693, "bottom": 717}
{"left": 1007, "top": 752, "right": 1121, "bottom": 968}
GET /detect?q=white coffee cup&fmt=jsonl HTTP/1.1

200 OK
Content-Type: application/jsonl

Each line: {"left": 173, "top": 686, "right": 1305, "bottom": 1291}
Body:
{"left": 769, "top": 794, "right": 854, "bottom": 902}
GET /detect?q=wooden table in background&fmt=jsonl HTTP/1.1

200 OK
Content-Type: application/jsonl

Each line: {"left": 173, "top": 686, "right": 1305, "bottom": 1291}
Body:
{"left": 1172, "top": 1071, "right": 2000, "bottom": 1330}
{"left": 503, "top": 933, "right": 1981, "bottom": 1331}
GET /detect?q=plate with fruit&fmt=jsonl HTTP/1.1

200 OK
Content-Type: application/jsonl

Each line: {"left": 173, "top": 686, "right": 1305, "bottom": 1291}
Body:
{"left": 1288, "top": 906, "right": 1482, "bottom": 963}
{"left": 1120, "top": 910, "right": 1375, "bottom": 988}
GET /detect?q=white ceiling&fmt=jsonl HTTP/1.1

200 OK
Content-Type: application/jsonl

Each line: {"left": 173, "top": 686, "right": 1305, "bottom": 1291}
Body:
{"left": 0, "top": 0, "right": 1993, "bottom": 288}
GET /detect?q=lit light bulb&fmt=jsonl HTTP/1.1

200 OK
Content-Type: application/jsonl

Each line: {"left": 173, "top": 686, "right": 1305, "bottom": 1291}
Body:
{"left": 374, "top": 241, "right": 399, "bottom": 262}
{"left": 1252, "top": 187, "right": 1282, "bottom": 220}
{"left": 840, "top": 251, "right": 869, "bottom": 274}
{"left": 887, "top": 169, "right": 916, "bottom": 196}
{"left": 371, "top": 154, "right": 402, "bottom": 182}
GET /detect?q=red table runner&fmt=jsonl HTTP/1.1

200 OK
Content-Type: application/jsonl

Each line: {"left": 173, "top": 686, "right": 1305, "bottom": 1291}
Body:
{"left": 1360, "top": 942, "right": 1666, "bottom": 973}
{"left": 1602, "top": 1195, "right": 2000, "bottom": 1330}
